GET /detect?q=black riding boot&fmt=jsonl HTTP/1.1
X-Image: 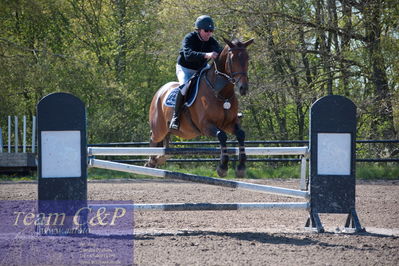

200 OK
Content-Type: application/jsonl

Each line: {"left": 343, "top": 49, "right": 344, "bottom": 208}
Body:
{"left": 169, "top": 90, "right": 184, "bottom": 130}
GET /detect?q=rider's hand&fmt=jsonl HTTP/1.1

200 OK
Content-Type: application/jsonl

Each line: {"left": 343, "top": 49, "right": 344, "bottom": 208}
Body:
{"left": 204, "top": 52, "right": 218, "bottom": 59}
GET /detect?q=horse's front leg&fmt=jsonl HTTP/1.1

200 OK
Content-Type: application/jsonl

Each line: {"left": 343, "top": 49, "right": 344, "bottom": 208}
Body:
{"left": 234, "top": 124, "right": 246, "bottom": 178}
{"left": 216, "top": 129, "right": 229, "bottom": 177}
{"left": 206, "top": 126, "right": 229, "bottom": 177}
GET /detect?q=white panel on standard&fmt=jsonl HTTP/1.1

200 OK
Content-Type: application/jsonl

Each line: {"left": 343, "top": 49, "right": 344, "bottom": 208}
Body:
{"left": 317, "top": 133, "right": 351, "bottom": 175}
{"left": 41, "top": 131, "right": 81, "bottom": 178}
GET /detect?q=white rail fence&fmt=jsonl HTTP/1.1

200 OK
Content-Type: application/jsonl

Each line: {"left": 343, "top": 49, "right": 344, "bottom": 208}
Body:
{"left": 0, "top": 116, "right": 36, "bottom": 153}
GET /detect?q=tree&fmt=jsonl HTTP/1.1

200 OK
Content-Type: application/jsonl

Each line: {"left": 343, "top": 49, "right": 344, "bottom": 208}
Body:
{"left": 1, "top": 0, "right": 398, "bottom": 147}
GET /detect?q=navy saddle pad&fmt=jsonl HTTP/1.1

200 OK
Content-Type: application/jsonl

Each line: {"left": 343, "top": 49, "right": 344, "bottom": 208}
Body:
{"left": 164, "top": 82, "right": 198, "bottom": 108}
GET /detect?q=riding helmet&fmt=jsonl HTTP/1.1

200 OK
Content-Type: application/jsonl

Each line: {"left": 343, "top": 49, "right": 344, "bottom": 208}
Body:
{"left": 195, "top": 15, "right": 215, "bottom": 30}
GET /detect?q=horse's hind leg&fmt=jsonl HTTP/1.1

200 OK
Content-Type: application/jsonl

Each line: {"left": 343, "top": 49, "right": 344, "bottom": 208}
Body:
{"left": 163, "top": 133, "right": 170, "bottom": 148}
{"left": 154, "top": 133, "right": 171, "bottom": 165}
{"left": 144, "top": 133, "right": 170, "bottom": 168}
{"left": 144, "top": 139, "right": 162, "bottom": 168}
{"left": 234, "top": 124, "right": 246, "bottom": 178}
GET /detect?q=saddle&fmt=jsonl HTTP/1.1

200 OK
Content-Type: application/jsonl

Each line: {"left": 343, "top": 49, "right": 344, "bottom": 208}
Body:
{"left": 164, "top": 69, "right": 205, "bottom": 108}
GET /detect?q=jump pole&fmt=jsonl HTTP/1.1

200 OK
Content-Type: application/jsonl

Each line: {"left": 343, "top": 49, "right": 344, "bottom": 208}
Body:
{"left": 88, "top": 146, "right": 309, "bottom": 156}
{"left": 89, "top": 202, "right": 309, "bottom": 211}
{"left": 88, "top": 146, "right": 310, "bottom": 191}
{"left": 89, "top": 158, "right": 309, "bottom": 199}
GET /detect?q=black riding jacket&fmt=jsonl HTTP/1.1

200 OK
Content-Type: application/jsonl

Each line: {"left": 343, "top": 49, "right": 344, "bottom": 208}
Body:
{"left": 177, "top": 31, "right": 222, "bottom": 70}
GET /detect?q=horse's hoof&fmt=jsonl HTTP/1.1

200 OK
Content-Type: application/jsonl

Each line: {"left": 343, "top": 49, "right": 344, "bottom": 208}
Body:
{"left": 217, "top": 165, "right": 228, "bottom": 177}
{"left": 235, "top": 168, "right": 246, "bottom": 178}
{"left": 156, "top": 155, "right": 169, "bottom": 165}
{"left": 144, "top": 162, "right": 155, "bottom": 168}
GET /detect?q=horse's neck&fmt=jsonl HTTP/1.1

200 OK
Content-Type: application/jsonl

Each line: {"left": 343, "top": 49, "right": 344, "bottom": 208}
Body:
{"left": 207, "top": 52, "right": 234, "bottom": 97}
{"left": 216, "top": 49, "right": 228, "bottom": 73}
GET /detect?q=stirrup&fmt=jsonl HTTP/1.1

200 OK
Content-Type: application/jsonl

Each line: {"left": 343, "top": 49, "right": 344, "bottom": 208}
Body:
{"left": 169, "top": 116, "right": 180, "bottom": 130}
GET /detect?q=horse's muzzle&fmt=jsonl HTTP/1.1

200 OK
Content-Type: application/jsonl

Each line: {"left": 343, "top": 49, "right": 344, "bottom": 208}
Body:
{"left": 238, "top": 83, "right": 248, "bottom": 96}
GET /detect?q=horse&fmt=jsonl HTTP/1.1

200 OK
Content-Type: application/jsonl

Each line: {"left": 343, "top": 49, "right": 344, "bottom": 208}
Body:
{"left": 145, "top": 38, "right": 254, "bottom": 178}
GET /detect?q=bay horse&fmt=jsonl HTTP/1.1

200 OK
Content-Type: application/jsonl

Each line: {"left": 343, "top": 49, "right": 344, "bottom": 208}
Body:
{"left": 146, "top": 38, "right": 254, "bottom": 178}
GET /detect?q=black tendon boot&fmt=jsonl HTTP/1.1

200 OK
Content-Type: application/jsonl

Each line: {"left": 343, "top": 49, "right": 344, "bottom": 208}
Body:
{"left": 169, "top": 90, "right": 184, "bottom": 130}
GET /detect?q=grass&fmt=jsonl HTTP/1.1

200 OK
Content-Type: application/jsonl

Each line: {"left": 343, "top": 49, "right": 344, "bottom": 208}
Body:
{"left": 87, "top": 162, "right": 399, "bottom": 180}
{"left": 161, "top": 163, "right": 301, "bottom": 179}
{"left": 357, "top": 163, "right": 399, "bottom": 180}
{"left": 0, "top": 163, "right": 398, "bottom": 181}
{"left": 88, "top": 168, "right": 151, "bottom": 180}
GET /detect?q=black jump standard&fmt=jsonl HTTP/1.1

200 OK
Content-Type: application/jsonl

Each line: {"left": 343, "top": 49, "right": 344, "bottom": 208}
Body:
{"left": 307, "top": 95, "right": 364, "bottom": 233}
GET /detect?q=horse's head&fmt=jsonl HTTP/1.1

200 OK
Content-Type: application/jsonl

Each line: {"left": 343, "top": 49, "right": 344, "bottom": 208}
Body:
{"left": 221, "top": 38, "right": 254, "bottom": 96}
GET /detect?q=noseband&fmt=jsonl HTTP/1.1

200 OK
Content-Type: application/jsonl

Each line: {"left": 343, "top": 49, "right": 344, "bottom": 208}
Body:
{"left": 214, "top": 47, "right": 248, "bottom": 85}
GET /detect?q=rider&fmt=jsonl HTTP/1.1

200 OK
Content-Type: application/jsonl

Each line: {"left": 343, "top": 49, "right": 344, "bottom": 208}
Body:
{"left": 169, "top": 15, "right": 222, "bottom": 130}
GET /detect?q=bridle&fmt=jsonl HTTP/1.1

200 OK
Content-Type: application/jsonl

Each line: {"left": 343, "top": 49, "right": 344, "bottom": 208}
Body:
{"left": 214, "top": 46, "right": 248, "bottom": 85}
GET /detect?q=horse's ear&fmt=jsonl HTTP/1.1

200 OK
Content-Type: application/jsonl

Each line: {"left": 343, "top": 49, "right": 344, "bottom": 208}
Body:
{"left": 243, "top": 38, "right": 254, "bottom": 47}
{"left": 223, "top": 37, "right": 234, "bottom": 48}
